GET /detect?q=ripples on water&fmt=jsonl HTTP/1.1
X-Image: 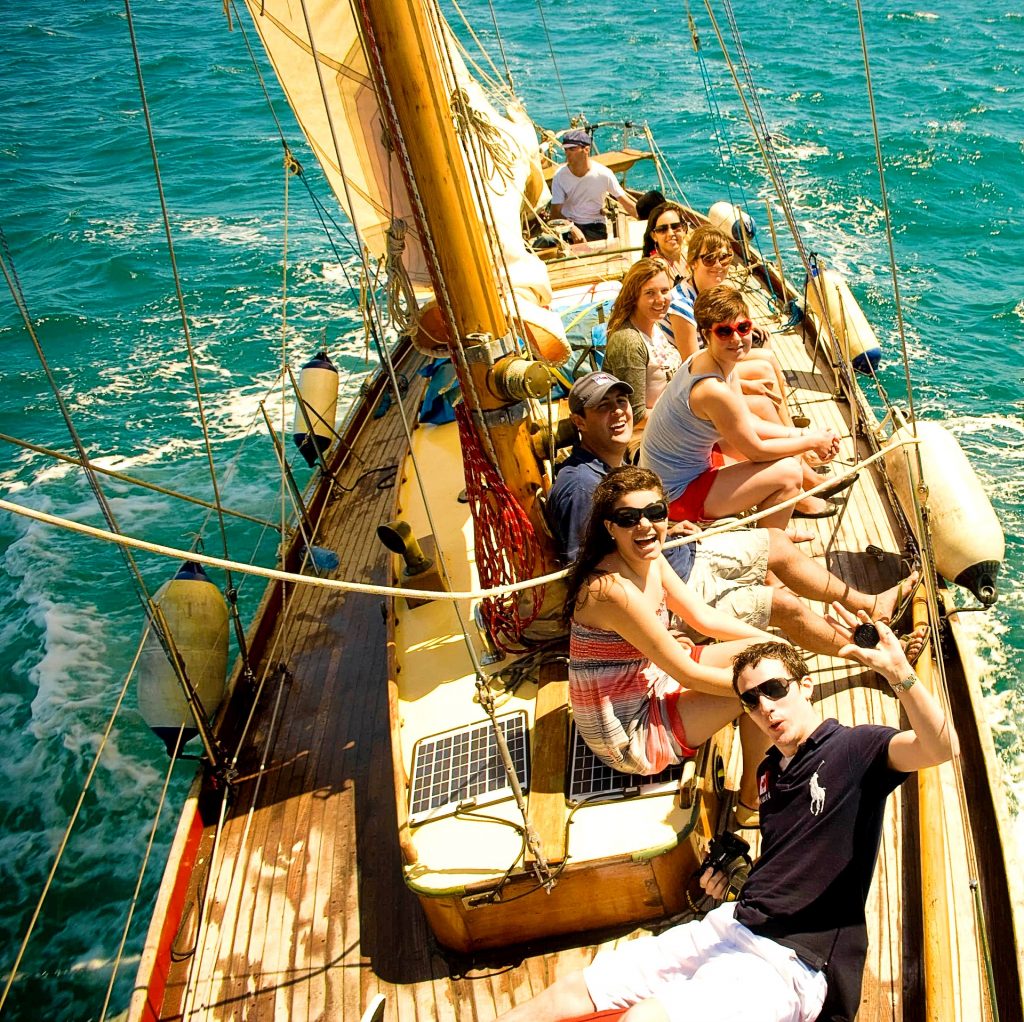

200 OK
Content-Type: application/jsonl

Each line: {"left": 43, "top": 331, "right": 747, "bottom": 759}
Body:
{"left": 1, "top": 0, "right": 1022, "bottom": 1014}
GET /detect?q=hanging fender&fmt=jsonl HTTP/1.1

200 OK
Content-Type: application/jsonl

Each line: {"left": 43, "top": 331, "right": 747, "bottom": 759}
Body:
{"left": 884, "top": 421, "right": 1003, "bottom": 605}
{"left": 137, "top": 561, "right": 229, "bottom": 756}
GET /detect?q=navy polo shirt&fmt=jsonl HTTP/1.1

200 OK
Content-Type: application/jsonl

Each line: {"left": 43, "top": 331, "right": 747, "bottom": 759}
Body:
{"left": 547, "top": 445, "right": 696, "bottom": 580}
{"left": 735, "top": 719, "right": 908, "bottom": 1021}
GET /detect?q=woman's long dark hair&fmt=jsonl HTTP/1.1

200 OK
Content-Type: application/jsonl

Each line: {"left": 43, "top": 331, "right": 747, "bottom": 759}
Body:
{"left": 642, "top": 200, "right": 688, "bottom": 259}
{"left": 563, "top": 466, "right": 666, "bottom": 623}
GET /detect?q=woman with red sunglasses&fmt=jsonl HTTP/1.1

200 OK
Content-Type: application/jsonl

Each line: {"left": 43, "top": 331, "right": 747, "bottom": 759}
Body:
{"left": 564, "top": 465, "right": 775, "bottom": 802}
{"left": 640, "top": 286, "right": 841, "bottom": 530}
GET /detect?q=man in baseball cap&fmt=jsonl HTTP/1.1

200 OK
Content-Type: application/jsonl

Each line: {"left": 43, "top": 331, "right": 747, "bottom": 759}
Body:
{"left": 549, "top": 129, "right": 637, "bottom": 241}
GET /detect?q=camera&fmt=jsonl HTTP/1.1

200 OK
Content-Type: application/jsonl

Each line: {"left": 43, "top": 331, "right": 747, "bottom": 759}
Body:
{"left": 853, "top": 622, "right": 880, "bottom": 648}
{"left": 700, "top": 831, "right": 752, "bottom": 897}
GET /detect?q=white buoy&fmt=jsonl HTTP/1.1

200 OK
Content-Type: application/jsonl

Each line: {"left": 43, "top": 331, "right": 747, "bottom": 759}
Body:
{"left": 293, "top": 350, "right": 340, "bottom": 467}
{"left": 804, "top": 265, "right": 882, "bottom": 374}
{"left": 138, "top": 561, "right": 229, "bottom": 754}
{"left": 707, "top": 201, "right": 755, "bottom": 242}
{"left": 884, "top": 422, "right": 1003, "bottom": 605}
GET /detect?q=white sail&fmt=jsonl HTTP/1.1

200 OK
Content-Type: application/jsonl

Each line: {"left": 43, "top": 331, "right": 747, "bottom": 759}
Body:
{"left": 243, "top": 0, "right": 562, "bottom": 359}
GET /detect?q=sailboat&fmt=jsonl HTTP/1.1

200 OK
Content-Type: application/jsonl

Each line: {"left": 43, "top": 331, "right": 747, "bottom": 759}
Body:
{"left": 1, "top": 0, "right": 1020, "bottom": 1019}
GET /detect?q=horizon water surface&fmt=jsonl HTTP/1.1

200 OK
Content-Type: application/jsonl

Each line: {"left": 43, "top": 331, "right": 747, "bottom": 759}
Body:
{"left": 1, "top": 0, "right": 1023, "bottom": 1016}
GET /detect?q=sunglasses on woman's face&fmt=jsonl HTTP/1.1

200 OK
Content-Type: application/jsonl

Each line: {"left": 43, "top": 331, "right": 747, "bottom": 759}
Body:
{"left": 607, "top": 501, "right": 669, "bottom": 528}
{"left": 739, "top": 676, "right": 800, "bottom": 712}
{"left": 699, "top": 251, "right": 732, "bottom": 267}
{"left": 710, "top": 319, "right": 753, "bottom": 340}
{"left": 653, "top": 221, "right": 685, "bottom": 235}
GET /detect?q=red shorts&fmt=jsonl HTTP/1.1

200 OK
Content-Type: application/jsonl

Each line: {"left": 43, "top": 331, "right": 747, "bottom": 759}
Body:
{"left": 667, "top": 446, "right": 725, "bottom": 523}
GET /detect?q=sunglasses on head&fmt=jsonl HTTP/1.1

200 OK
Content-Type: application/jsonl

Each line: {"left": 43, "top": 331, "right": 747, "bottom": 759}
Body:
{"left": 710, "top": 319, "right": 753, "bottom": 340}
{"left": 653, "top": 221, "right": 685, "bottom": 235}
{"left": 739, "top": 676, "right": 800, "bottom": 712}
{"left": 699, "top": 251, "right": 732, "bottom": 267}
{"left": 607, "top": 501, "right": 669, "bottom": 528}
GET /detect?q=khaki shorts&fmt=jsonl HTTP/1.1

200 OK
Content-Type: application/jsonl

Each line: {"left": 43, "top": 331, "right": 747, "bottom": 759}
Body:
{"left": 687, "top": 528, "right": 772, "bottom": 630}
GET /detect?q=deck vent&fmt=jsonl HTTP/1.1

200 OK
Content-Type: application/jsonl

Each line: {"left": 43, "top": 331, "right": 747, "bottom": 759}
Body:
{"left": 409, "top": 712, "right": 528, "bottom": 825}
{"left": 568, "top": 724, "right": 685, "bottom": 803}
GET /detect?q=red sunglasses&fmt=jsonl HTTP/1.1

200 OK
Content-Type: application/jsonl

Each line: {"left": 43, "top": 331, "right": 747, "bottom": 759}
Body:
{"left": 711, "top": 319, "right": 753, "bottom": 340}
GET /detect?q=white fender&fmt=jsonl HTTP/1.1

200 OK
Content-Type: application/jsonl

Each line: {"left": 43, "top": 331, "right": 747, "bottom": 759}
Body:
{"left": 293, "top": 351, "right": 340, "bottom": 467}
{"left": 708, "top": 201, "right": 755, "bottom": 242}
{"left": 804, "top": 267, "right": 881, "bottom": 373}
{"left": 138, "top": 562, "right": 230, "bottom": 754}
{"left": 884, "top": 422, "right": 1003, "bottom": 605}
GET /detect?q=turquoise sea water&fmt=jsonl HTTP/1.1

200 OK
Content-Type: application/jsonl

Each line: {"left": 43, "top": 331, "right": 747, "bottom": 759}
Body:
{"left": 1, "top": 0, "right": 1022, "bottom": 1016}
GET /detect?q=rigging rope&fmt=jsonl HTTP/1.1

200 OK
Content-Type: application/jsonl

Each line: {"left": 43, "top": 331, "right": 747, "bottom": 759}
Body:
{"left": 0, "top": 445, "right": 897, "bottom": 603}
{"left": 533, "top": 0, "right": 572, "bottom": 123}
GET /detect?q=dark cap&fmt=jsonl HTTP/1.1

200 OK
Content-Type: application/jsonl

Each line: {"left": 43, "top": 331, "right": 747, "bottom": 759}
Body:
{"left": 561, "top": 128, "right": 592, "bottom": 149}
{"left": 568, "top": 371, "right": 633, "bottom": 415}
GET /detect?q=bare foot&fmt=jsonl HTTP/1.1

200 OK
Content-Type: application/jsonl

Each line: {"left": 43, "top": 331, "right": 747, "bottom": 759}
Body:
{"left": 787, "top": 528, "right": 815, "bottom": 543}
{"left": 871, "top": 570, "right": 921, "bottom": 623}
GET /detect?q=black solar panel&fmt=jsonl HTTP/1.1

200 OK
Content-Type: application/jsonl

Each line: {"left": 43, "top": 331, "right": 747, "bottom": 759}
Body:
{"left": 408, "top": 713, "right": 529, "bottom": 824}
{"left": 568, "top": 723, "right": 685, "bottom": 802}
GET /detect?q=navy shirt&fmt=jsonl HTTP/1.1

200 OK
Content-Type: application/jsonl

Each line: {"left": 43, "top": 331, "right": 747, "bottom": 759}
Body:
{"left": 735, "top": 719, "right": 908, "bottom": 1021}
{"left": 547, "top": 445, "right": 696, "bottom": 580}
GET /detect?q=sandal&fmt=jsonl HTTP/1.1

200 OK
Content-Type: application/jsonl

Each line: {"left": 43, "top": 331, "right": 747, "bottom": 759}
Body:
{"left": 899, "top": 624, "right": 931, "bottom": 668}
{"left": 816, "top": 473, "right": 859, "bottom": 500}
{"left": 878, "top": 572, "right": 924, "bottom": 628}
{"left": 792, "top": 499, "right": 839, "bottom": 520}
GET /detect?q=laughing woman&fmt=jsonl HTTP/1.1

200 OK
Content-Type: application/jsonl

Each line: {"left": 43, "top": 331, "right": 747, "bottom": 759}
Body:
{"left": 603, "top": 258, "right": 681, "bottom": 433}
{"left": 566, "top": 466, "right": 774, "bottom": 802}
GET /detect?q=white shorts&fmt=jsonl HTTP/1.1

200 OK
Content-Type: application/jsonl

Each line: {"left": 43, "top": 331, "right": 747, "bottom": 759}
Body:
{"left": 688, "top": 529, "right": 773, "bottom": 629}
{"left": 583, "top": 903, "right": 826, "bottom": 1022}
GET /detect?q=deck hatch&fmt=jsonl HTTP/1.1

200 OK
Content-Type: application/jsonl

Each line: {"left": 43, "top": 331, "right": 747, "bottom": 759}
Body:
{"left": 409, "top": 712, "right": 528, "bottom": 824}
{"left": 568, "top": 724, "right": 684, "bottom": 802}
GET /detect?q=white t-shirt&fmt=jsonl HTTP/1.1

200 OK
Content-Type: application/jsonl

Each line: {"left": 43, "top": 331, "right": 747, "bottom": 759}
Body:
{"left": 551, "top": 162, "right": 626, "bottom": 225}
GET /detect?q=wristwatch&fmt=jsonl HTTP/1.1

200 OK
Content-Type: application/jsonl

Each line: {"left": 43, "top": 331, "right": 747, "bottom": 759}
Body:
{"left": 891, "top": 674, "right": 917, "bottom": 693}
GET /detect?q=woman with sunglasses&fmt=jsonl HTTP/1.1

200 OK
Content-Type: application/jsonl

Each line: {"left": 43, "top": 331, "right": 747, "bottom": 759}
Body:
{"left": 565, "top": 466, "right": 775, "bottom": 800}
{"left": 603, "top": 259, "right": 682, "bottom": 432}
{"left": 641, "top": 200, "right": 689, "bottom": 282}
{"left": 640, "top": 286, "right": 841, "bottom": 529}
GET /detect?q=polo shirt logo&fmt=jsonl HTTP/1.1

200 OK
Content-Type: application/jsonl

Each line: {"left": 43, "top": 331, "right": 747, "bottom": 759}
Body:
{"left": 809, "top": 762, "right": 826, "bottom": 815}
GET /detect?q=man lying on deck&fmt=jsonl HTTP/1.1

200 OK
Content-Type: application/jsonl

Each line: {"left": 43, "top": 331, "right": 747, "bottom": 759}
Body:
{"left": 548, "top": 371, "right": 918, "bottom": 658}
{"left": 494, "top": 631, "right": 955, "bottom": 1022}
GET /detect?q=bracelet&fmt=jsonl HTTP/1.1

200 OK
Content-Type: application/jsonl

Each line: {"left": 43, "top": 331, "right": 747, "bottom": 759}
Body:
{"left": 891, "top": 674, "right": 917, "bottom": 693}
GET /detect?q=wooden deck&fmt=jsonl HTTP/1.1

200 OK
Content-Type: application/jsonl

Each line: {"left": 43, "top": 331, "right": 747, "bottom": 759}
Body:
{"left": 132, "top": 265, "right": 1021, "bottom": 1021}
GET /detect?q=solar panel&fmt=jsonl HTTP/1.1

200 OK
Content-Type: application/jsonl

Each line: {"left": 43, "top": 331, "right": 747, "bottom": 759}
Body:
{"left": 408, "top": 713, "right": 529, "bottom": 825}
{"left": 568, "top": 723, "right": 685, "bottom": 802}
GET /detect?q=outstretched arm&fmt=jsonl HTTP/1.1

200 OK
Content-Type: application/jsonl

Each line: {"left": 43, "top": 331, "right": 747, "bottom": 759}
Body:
{"left": 829, "top": 602, "right": 958, "bottom": 771}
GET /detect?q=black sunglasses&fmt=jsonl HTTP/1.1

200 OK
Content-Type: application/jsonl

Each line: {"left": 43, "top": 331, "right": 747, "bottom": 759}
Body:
{"left": 738, "top": 676, "right": 800, "bottom": 712}
{"left": 652, "top": 221, "right": 684, "bottom": 234}
{"left": 607, "top": 501, "right": 669, "bottom": 528}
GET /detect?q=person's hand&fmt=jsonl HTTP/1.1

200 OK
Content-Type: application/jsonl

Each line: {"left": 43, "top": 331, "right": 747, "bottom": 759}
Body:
{"left": 739, "top": 377, "right": 783, "bottom": 406}
{"left": 667, "top": 519, "right": 701, "bottom": 537}
{"left": 751, "top": 324, "right": 771, "bottom": 348}
{"left": 700, "top": 866, "right": 730, "bottom": 901}
{"left": 807, "top": 429, "right": 840, "bottom": 462}
{"left": 827, "top": 602, "right": 914, "bottom": 681}
{"left": 668, "top": 628, "right": 696, "bottom": 651}
{"left": 569, "top": 225, "right": 586, "bottom": 243}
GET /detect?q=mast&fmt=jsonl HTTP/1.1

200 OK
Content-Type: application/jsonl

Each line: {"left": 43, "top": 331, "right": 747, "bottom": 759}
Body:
{"left": 358, "top": 0, "right": 554, "bottom": 556}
